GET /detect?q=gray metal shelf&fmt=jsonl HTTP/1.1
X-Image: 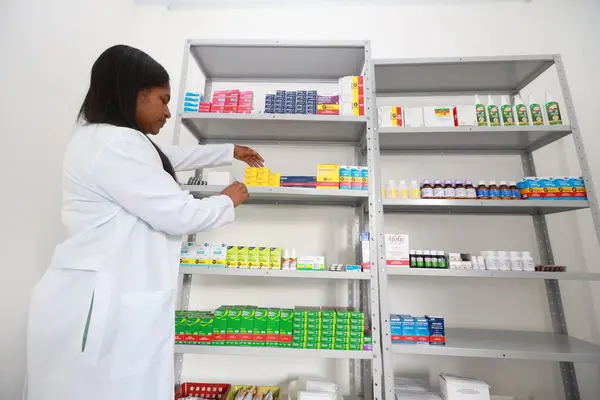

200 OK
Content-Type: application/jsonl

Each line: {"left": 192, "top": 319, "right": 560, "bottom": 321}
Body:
{"left": 188, "top": 39, "right": 366, "bottom": 81}
{"left": 182, "top": 185, "right": 367, "bottom": 206}
{"left": 181, "top": 113, "right": 367, "bottom": 144}
{"left": 378, "top": 125, "right": 572, "bottom": 153}
{"left": 391, "top": 329, "right": 600, "bottom": 363}
{"left": 179, "top": 267, "right": 370, "bottom": 280}
{"left": 386, "top": 268, "right": 600, "bottom": 281}
{"left": 382, "top": 199, "right": 588, "bottom": 215}
{"left": 374, "top": 55, "right": 555, "bottom": 95}
{"left": 175, "top": 345, "right": 372, "bottom": 359}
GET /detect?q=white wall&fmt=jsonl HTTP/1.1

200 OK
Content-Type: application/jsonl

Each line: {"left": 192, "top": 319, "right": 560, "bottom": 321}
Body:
{"left": 2, "top": 0, "right": 600, "bottom": 399}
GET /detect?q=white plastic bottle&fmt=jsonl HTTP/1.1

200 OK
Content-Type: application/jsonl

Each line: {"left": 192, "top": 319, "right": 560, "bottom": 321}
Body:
{"left": 289, "top": 249, "right": 297, "bottom": 270}
{"left": 509, "top": 251, "right": 523, "bottom": 271}
{"left": 398, "top": 180, "right": 409, "bottom": 199}
{"left": 545, "top": 91, "right": 563, "bottom": 125}
{"left": 498, "top": 251, "right": 511, "bottom": 271}
{"left": 409, "top": 180, "right": 420, "bottom": 199}
{"left": 500, "top": 96, "right": 515, "bottom": 126}
{"left": 529, "top": 95, "right": 544, "bottom": 126}
{"left": 521, "top": 251, "right": 535, "bottom": 271}
{"left": 282, "top": 249, "right": 290, "bottom": 269}
{"left": 477, "top": 256, "right": 485, "bottom": 270}
{"left": 487, "top": 95, "right": 500, "bottom": 126}
{"left": 386, "top": 180, "right": 397, "bottom": 198}
{"left": 474, "top": 94, "right": 488, "bottom": 126}
{"left": 513, "top": 93, "right": 530, "bottom": 126}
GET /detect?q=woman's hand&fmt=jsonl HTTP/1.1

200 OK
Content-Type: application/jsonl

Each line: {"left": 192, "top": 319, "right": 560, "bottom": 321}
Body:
{"left": 221, "top": 181, "right": 249, "bottom": 207}
{"left": 234, "top": 145, "right": 264, "bottom": 167}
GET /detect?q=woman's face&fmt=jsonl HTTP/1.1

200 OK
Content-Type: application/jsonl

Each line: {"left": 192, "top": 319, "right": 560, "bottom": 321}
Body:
{"left": 136, "top": 85, "right": 171, "bottom": 135}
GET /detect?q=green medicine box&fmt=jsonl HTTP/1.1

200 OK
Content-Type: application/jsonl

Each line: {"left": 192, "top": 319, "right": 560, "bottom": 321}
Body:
{"left": 252, "top": 307, "right": 268, "bottom": 346}
{"left": 319, "top": 342, "right": 334, "bottom": 350}
{"left": 226, "top": 307, "right": 243, "bottom": 345}
{"left": 266, "top": 308, "right": 281, "bottom": 347}
{"left": 349, "top": 343, "right": 363, "bottom": 351}
{"left": 349, "top": 330, "right": 363, "bottom": 339}
{"left": 321, "top": 307, "right": 336, "bottom": 319}
{"left": 239, "top": 308, "right": 255, "bottom": 346}
{"left": 305, "top": 307, "right": 322, "bottom": 319}
{"left": 334, "top": 343, "right": 349, "bottom": 350}
{"left": 320, "top": 336, "right": 334, "bottom": 345}
{"left": 175, "top": 317, "right": 186, "bottom": 344}
{"left": 212, "top": 306, "right": 230, "bottom": 346}
{"left": 279, "top": 308, "right": 294, "bottom": 346}
{"left": 306, "top": 321, "right": 320, "bottom": 331}
{"left": 305, "top": 342, "right": 319, "bottom": 349}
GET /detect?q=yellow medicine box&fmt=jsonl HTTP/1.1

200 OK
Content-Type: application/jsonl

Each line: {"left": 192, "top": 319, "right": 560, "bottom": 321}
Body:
{"left": 317, "top": 164, "right": 340, "bottom": 189}
{"left": 269, "top": 173, "right": 281, "bottom": 187}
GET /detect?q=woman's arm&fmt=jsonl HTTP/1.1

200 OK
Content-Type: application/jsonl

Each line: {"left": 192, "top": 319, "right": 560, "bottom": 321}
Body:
{"left": 158, "top": 143, "right": 234, "bottom": 172}
{"left": 93, "top": 137, "right": 235, "bottom": 236}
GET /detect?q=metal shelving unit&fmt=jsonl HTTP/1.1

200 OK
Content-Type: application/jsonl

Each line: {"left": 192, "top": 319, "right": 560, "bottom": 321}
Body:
{"left": 173, "top": 39, "right": 386, "bottom": 400}
{"left": 372, "top": 55, "right": 600, "bottom": 400}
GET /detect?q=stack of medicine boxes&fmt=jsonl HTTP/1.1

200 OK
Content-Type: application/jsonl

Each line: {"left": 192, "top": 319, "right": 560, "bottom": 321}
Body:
{"left": 244, "top": 168, "right": 281, "bottom": 187}
{"left": 336, "top": 308, "right": 365, "bottom": 350}
{"left": 292, "top": 307, "right": 324, "bottom": 349}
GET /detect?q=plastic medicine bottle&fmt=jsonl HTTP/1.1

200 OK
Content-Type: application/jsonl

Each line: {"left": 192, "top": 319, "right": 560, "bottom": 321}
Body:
{"left": 499, "top": 180, "right": 512, "bottom": 200}
{"left": 455, "top": 180, "right": 466, "bottom": 199}
{"left": 509, "top": 181, "right": 520, "bottom": 199}
{"left": 398, "top": 180, "right": 409, "bottom": 199}
{"left": 488, "top": 181, "right": 500, "bottom": 199}
{"left": 509, "top": 251, "right": 524, "bottom": 271}
{"left": 465, "top": 180, "right": 477, "bottom": 199}
{"left": 497, "top": 251, "right": 511, "bottom": 271}
{"left": 444, "top": 179, "right": 455, "bottom": 199}
{"left": 476, "top": 181, "right": 489, "bottom": 199}
{"left": 410, "top": 180, "right": 421, "bottom": 199}
{"left": 521, "top": 251, "right": 535, "bottom": 271}
{"left": 421, "top": 180, "right": 433, "bottom": 199}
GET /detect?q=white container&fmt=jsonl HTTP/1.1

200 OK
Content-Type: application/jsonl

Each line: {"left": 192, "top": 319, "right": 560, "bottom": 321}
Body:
{"left": 509, "top": 251, "right": 523, "bottom": 271}
{"left": 439, "top": 374, "right": 490, "bottom": 400}
{"left": 521, "top": 251, "right": 535, "bottom": 271}
{"left": 513, "top": 93, "right": 530, "bottom": 126}
{"left": 385, "top": 234, "right": 410, "bottom": 267}
{"left": 404, "top": 107, "right": 425, "bottom": 127}
{"left": 487, "top": 95, "right": 500, "bottom": 126}
{"left": 424, "top": 106, "right": 454, "bottom": 127}
{"left": 398, "top": 180, "right": 409, "bottom": 199}
{"left": 282, "top": 249, "right": 291, "bottom": 270}
{"left": 499, "top": 95, "right": 515, "bottom": 126}
{"left": 477, "top": 256, "right": 485, "bottom": 270}
{"left": 484, "top": 251, "right": 499, "bottom": 270}
{"left": 386, "top": 180, "right": 398, "bottom": 198}
{"left": 289, "top": 249, "right": 297, "bottom": 270}
{"left": 497, "top": 251, "right": 511, "bottom": 271}
{"left": 205, "top": 171, "right": 233, "bottom": 185}
{"left": 410, "top": 180, "right": 421, "bottom": 199}
{"left": 453, "top": 105, "right": 478, "bottom": 126}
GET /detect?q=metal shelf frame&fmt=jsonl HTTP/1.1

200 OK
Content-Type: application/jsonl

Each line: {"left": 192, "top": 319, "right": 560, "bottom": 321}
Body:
{"left": 172, "top": 39, "right": 386, "bottom": 400}
{"left": 373, "top": 54, "right": 600, "bottom": 400}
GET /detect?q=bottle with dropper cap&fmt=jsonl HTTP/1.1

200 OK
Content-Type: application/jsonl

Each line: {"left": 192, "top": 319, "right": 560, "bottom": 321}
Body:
{"left": 500, "top": 95, "right": 515, "bottom": 126}
{"left": 474, "top": 95, "right": 488, "bottom": 126}
{"left": 529, "top": 95, "right": 544, "bottom": 126}
{"left": 513, "top": 93, "right": 529, "bottom": 126}
{"left": 545, "top": 92, "right": 563, "bottom": 125}
{"left": 487, "top": 95, "right": 500, "bottom": 126}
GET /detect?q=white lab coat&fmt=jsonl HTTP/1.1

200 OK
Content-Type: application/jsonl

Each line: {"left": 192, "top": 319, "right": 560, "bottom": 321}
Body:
{"left": 25, "top": 123, "right": 235, "bottom": 400}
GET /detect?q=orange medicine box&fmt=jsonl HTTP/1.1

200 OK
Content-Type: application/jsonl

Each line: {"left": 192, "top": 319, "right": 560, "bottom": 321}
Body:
{"left": 317, "top": 164, "right": 340, "bottom": 189}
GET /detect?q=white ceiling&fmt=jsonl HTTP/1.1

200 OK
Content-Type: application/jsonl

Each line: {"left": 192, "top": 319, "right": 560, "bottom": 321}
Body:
{"left": 135, "top": 0, "right": 530, "bottom": 9}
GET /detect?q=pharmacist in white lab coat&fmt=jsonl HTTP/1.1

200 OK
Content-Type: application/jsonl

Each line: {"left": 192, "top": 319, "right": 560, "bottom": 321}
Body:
{"left": 25, "top": 45, "right": 264, "bottom": 400}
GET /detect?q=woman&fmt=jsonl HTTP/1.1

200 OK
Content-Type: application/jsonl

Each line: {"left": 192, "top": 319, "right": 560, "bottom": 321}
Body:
{"left": 25, "top": 45, "right": 264, "bottom": 400}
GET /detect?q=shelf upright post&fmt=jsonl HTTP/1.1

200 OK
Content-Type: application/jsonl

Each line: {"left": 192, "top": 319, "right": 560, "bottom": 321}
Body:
{"left": 363, "top": 41, "right": 390, "bottom": 400}
{"left": 521, "top": 150, "right": 579, "bottom": 399}
{"left": 173, "top": 40, "right": 192, "bottom": 146}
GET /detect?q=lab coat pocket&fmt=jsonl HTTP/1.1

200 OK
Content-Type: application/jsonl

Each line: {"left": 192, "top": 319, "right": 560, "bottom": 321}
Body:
{"left": 109, "top": 290, "right": 172, "bottom": 380}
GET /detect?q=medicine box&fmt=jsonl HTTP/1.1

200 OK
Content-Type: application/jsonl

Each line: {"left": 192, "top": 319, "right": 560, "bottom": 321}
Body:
{"left": 280, "top": 176, "right": 317, "bottom": 188}
{"left": 339, "top": 166, "right": 352, "bottom": 190}
{"left": 361, "top": 232, "right": 370, "bottom": 271}
{"left": 226, "top": 246, "right": 237, "bottom": 268}
{"left": 404, "top": 107, "right": 424, "bottom": 127}
{"left": 400, "top": 315, "right": 416, "bottom": 344}
{"left": 252, "top": 308, "right": 268, "bottom": 346}
{"left": 212, "top": 306, "right": 229, "bottom": 346}
{"left": 453, "top": 105, "right": 478, "bottom": 126}
{"left": 226, "top": 306, "right": 243, "bottom": 345}
{"left": 266, "top": 308, "right": 281, "bottom": 347}
{"left": 297, "top": 256, "right": 326, "bottom": 271}
{"left": 279, "top": 309, "right": 293, "bottom": 347}
{"left": 269, "top": 247, "right": 282, "bottom": 269}
{"left": 427, "top": 316, "right": 446, "bottom": 345}
{"left": 317, "top": 93, "right": 340, "bottom": 115}
{"left": 239, "top": 307, "right": 255, "bottom": 346}
{"left": 247, "top": 247, "right": 260, "bottom": 269}
{"left": 439, "top": 374, "right": 490, "bottom": 400}
{"left": 236, "top": 246, "right": 249, "bottom": 268}
{"left": 258, "top": 247, "right": 271, "bottom": 269}
{"left": 209, "top": 243, "right": 227, "bottom": 268}
{"left": 385, "top": 234, "right": 410, "bottom": 267}
{"left": 350, "top": 166, "right": 362, "bottom": 190}
{"left": 194, "top": 242, "right": 211, "bottom": 267}
{"left": 317, "top": 164, "right": 340, "bottom": 189}
{"left": 423, "top": 106, "right": 455, "bottom": 127}
{"left": 361, "top": 167, "right": 369, "bottom": 190}
{"left": 414, "top": 316, "right": 430, "bottom": 344}
{"left": 175, "top": 316, "right": 186, "bottom": 344}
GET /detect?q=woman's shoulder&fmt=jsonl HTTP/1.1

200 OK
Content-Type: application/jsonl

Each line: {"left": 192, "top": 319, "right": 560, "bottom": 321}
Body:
{"left": 75, "top": 123, "right": 146, "bottom": 144}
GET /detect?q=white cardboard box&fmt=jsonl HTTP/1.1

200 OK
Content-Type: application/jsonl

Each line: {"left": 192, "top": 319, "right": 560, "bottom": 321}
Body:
{"left": 453, "top": 105, "right": 478, "bottom": 126}
{"left": 205, "top": 171, "right": 233, "bottom": 185}
{"left": 424, "top": 106, "right": 454, "bottom": 127}
{"left": 361, "top": 232, "right": 370, "bottom": 270}
{"left": 440, "top": 374, "right": 490, "bottom": 400}
{"left": 385, "top": 234, "right": 410, "bottom": 267}
{"left": 404, "top": 107, "right": 425, "bottom": 127}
